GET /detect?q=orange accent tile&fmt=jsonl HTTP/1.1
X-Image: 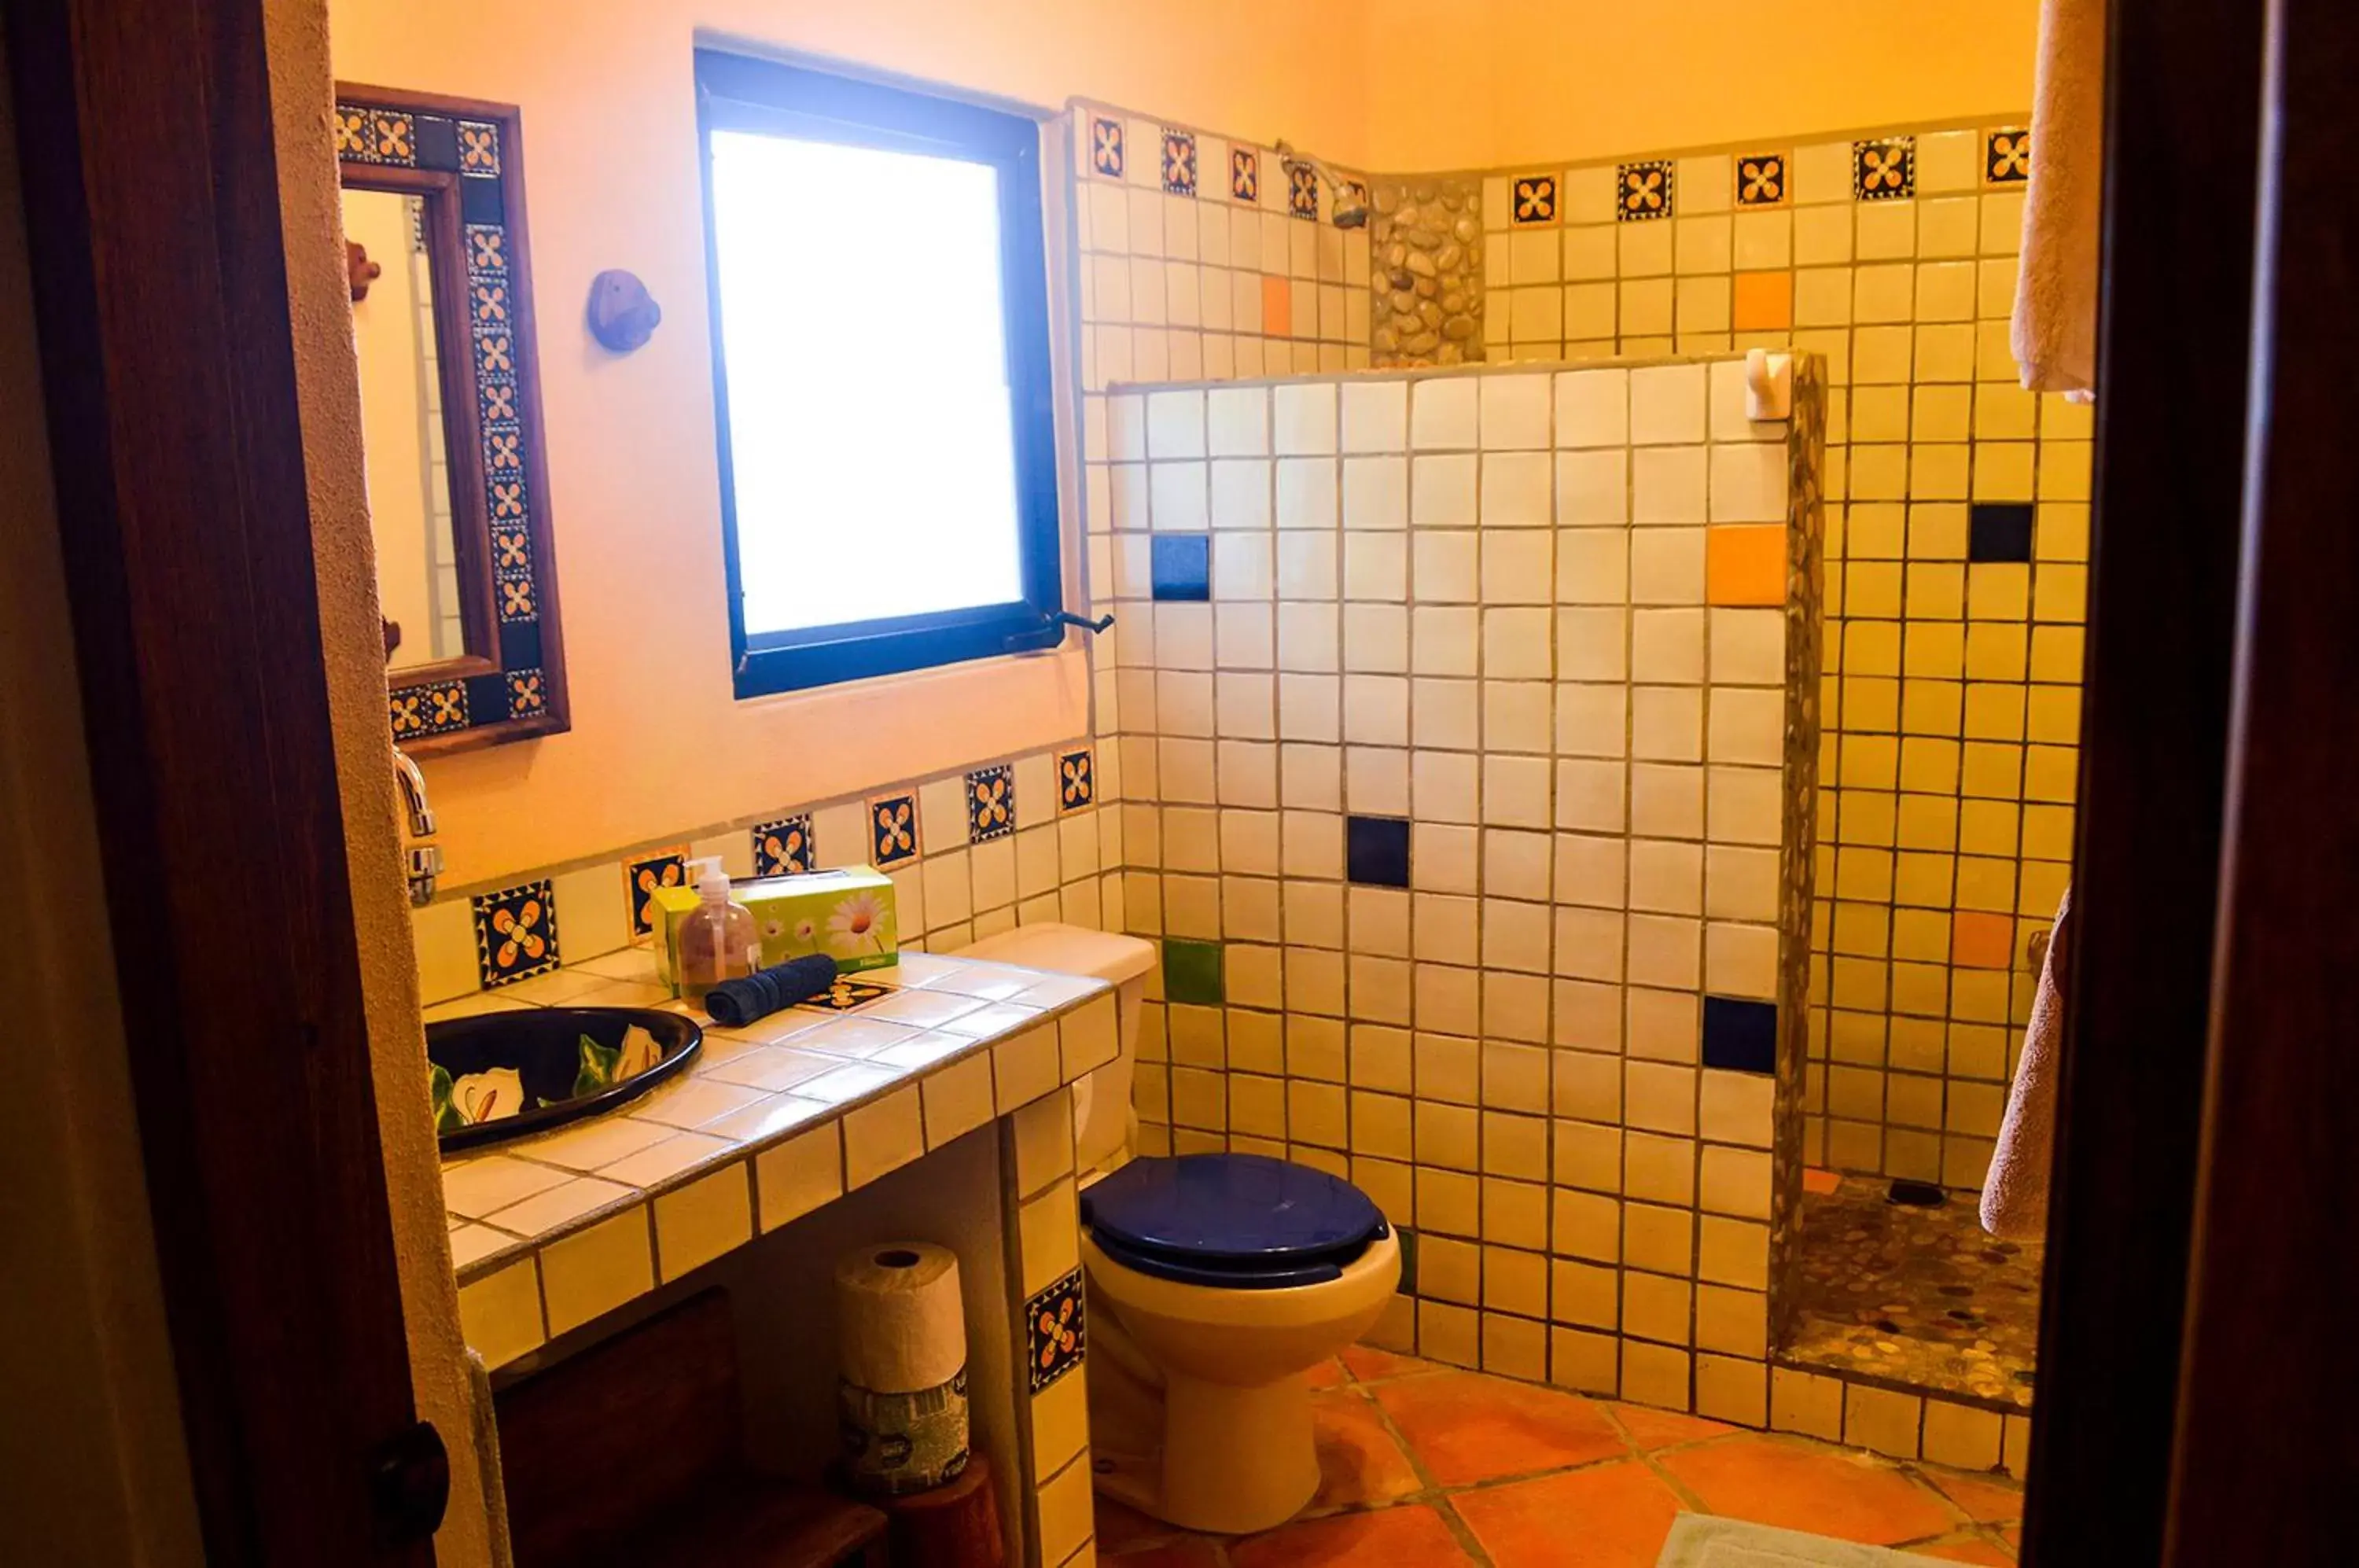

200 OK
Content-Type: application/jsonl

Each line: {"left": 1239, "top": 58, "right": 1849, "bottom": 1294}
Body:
{"left": 1341, "top": 1343, "right": 1443, "bottom": 1382}
{"left": 1453, "top": 1459, "right": 1688, "bottom": 1568}
{"left": 1706, "top": 525, "right": 1787, "bottom": 607}
{"left": 1308, "top": 1390, "right": 1423, "bottom": 1511}
{"left": 1923, "top": 1467, "right": 2026, "bottom": 1523}
{"left": 1803, "top": 1167, "right": 1843, "bottom": 1195}
{"left": 1610, "top": 1403, "right": 1738, "bottom": 1451}
{"left": 1951, "top": 911, "right": 2016, "bottom": 970}
{"left": 1733, "top": 270, "right": 1794, "bottom": 331}
{"left": 1908, "top": 1541, "right": 2016, "bottom": 1564}
{"left": 1658, "top": 1436, "right": 1957, "bottom": 1546}
{"left": 1230, "top": 1503, "right": 1476, "bottom": 1568}
{"left": 1371, "top": 1370, "right": 1627, "bottom": 1486}
{"left": 1262, "top": 274, "right": 1294, "bottom": 338}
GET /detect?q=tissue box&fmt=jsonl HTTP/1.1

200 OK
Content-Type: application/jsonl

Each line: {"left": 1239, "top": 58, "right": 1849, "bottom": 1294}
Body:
{"left": 652, "top": 866, "right": 900, "bottom": 992}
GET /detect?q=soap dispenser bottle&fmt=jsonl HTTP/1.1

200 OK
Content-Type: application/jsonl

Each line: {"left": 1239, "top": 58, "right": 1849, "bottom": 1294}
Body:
{"left": 676, "top": 856, "right": 760, "bottom": 1006}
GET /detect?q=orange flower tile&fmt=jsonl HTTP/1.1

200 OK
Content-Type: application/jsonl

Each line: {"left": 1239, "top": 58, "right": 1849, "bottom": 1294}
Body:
{"left": 1803, "top": 1167, "right": 1842, "bottom": 1195}
{"left": 1923, "top": 1467, "right": 2025, "bottom": 1523}
{"left": 1304, "top": 1356, "right": 1349, "bottom": 1389}
{"left": 1308, "top": 1390, "right": 1424, "bottom": 1511}
{"left": 1454, "top": 1459, "right": 1688, "bottom": 1568}
{"left": 1706, "top": 525, "right": 1787, "bottom": 607}
{"left": 1231, "top": 1503, "right": 1476, "bottom": 1568}
{"left": 1950, "top": 911, "right": 2016, "bottom": 970}
{"left": 1610, "top": 1402, "right": 1737, "bottom": 1451}
{"left": 1341, "top": 1343, "right": 1443, "bottom": 1382}
{"left": 1372, "top": 1370, "right": 1627, "bottom": 1486}
{"left": 1908, "top": 1540, "right": 2016, "bottom": 1564}
{"left": 1262, "top": 274, "right": 1294, "bottom": 338}
{"left": 1733, "top": 270, "right": 1794, "bottom": 332}
{"left": 1658, "top": 1436, "right": 1956, "bottom": 1545}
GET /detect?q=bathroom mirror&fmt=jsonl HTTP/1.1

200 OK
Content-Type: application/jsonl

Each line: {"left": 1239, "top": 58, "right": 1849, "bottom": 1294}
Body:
{"left": 337, "top": 85, "right": 569, "bottom": 753}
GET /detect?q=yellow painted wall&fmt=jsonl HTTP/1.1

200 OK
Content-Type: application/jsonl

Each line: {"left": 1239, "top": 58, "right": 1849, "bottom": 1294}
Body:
{"left": 1350, "top": 0, "right": 2040, "bottom": 171}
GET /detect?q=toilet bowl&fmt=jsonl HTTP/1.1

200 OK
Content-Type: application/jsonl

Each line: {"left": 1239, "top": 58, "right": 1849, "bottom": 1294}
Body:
{"left": 952, "top": 925, "right": 1404, "bottom": 1538}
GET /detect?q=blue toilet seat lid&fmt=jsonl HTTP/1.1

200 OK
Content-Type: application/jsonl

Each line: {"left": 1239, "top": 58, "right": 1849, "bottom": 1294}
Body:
{"left": 1081, "top": 1154, "right": 1388, "bottom": 1290}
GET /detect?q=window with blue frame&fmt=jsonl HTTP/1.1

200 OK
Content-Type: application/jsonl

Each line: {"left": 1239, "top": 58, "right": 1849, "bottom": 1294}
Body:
{"left": 695, "top": 50, "right": 1064, "bottom": 696}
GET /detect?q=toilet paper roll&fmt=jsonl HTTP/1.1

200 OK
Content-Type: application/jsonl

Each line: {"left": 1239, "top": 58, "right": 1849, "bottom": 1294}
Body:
{"left": 836, "top": 1242, "right": 970, "bottom": 1496}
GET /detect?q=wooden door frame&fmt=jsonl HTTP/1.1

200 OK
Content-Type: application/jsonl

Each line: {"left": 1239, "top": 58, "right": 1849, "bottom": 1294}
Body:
{"left": 4, "top": 0, "right": 434, "bottom": 1559}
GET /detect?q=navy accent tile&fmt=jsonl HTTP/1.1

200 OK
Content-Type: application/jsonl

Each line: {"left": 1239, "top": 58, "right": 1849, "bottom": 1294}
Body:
{"left": 1089, "top": 116, "right": 1124, "bottom": 179}
{"left": 1058, "top": 747, "right": 1095, "bottom": 812}
{"left": 966, "top": 764, "right": 1016, "bottom": 843}
{"left": 473, "top": 878, "right": 559, "bottom": 988}
{"left": 1702, "top": 996, "right": 1778, "bottom": 1074}
{"left": 1734, "top": 152, "right": 1788, "bottom": 208}
{"left": 1617, "top": 160, "right": 1674, "bottom": 221}
{"left": 753, "top": 813, "right": 814, "bottom": 877}
{"left": 1150, "top": 534, "right": 1211, "bottom": 602}
{"left": 1969, "top": 502, "right": 2035, "bottom": 563}
{"left": 1160, "top": 128, "right": 1198, "bottom": 196}
{"left": 1230, "top": 146, "right": 1260, "bottom": 202}
{"left": 1285, "top": 159, "right": 1319, "bottom": 220}
{"left": 333, "top": 105, "right": 370, "bottom": 160}
{"left": 413, "top": 113, "right": 461, "bottom": 172}
{"left": 1025, "top": 1268, "right": 1085, "bottom": 1392}
{"left": 1854, "top": 137, "right": 1916, "bottom": 201}
{"left": 1986, "top": 127, "right": 2031, "bottom": 185}
{"left": 623, "top": 849, "right": 686, "bottom": 938}
{"left": 1510, "top": 173, "right": 1558, "bottom": 225}
{"left": 504, "top": 668, "right": 545, "bottom": 717}
{"left": 1345, "top": 815, "right": 1411, "bottom": 889}
{"left": 868, "top": 793, "right": 920, "bottom": 867}
{"left": 1162, "top": 939, "right": 1224, "bottom": 1006}
{"left": 457, "top": 120, "right": 500, "bottom": 174}
{"left": 459, "top": 175, "right": 505, "bottom": 226}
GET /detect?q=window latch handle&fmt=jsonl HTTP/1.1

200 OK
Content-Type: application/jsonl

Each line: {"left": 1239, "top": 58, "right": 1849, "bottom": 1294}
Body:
{"left": 1046, "top": 609, "right": 1114, "bottom": 635}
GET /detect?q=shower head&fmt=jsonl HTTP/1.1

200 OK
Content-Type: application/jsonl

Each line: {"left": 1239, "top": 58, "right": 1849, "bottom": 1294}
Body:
{"left": 1275, "top": 139, "right": 1369, "bottom": 229}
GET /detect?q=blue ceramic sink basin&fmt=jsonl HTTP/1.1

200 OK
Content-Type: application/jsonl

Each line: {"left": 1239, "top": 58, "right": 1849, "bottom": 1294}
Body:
{"left": 427, "top": 1007, "right": 701, "bottom": 1154}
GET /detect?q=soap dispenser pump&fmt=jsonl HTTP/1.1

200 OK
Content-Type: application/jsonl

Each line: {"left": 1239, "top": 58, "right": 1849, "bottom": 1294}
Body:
{"left": 675, "top": 856, "right": 760, "bottom": 1006}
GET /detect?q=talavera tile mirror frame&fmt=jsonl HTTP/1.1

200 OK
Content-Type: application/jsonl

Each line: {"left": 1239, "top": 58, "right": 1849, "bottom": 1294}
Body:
{"left": 337, "top": 83, "right": 569, "bottom": 753}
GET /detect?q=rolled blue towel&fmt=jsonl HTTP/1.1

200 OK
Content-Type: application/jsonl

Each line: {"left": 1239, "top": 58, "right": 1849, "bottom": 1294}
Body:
{"left": 704, "top": 953, "right": 839, "bottom": 1027}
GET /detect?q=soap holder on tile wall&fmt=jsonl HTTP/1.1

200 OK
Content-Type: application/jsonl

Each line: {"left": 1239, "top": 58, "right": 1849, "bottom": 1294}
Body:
{"left": 1745, "top": 348, "right": 1793, "bottom": 420}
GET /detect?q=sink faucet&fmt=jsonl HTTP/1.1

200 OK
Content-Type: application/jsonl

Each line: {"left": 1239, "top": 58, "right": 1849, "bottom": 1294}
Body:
{"left": 393, "top": 744, "right": 444, "bottom": 907}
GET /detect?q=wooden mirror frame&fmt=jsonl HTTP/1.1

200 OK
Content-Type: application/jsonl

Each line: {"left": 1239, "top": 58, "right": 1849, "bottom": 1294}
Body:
{"left": 337, "top": 84, "right": 568, "bottom": 753}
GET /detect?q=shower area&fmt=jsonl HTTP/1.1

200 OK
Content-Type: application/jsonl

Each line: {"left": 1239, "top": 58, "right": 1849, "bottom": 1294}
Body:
{"left": 1073, "top": 103, "right": 2074, "bottom": 1468}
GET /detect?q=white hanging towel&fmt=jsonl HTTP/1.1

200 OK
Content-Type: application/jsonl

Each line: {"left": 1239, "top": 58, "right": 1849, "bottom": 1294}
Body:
{"left": 2011, "top": 0, "right": 2107, "bottom": 396}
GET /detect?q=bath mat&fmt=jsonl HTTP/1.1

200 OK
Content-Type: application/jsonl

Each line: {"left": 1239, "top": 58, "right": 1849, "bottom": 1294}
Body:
{"left": 1655, "top": 1515, "right": 1926, "bottom": 1566}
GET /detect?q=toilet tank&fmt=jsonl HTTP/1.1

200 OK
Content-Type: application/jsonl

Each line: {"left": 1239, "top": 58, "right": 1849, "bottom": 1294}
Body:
{"left": 953, "top": 924, "right": 1155, "bottom": 1175}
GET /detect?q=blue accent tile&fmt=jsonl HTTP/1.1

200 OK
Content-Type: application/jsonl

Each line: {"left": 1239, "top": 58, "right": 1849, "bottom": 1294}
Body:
{"left": 1160, "top": 128, "right": 1198, "bottom": 196}
{"left": 1702, "top": 996, "right": 1779, "bottom": 1074}
{"left": 966, "top": 764, "right": 1016, "bottom": 843}
{"left": 1346, "top": 815, "right": 1411, "bottom": 889}
{"left": 472, "top": 878, "right": 560, "bottom": 988}
{"left": 1854, "top": 137, "right": 1916, "bottom": 201}
{"left": 1511, "top": 173, "right": 1558, "bottom": 225}
{"left": 1058, "top": 747, "right": 1095, "bottom": 812}
{"left": 1230, "top": 146, "right": 1260, "bottom": 202}
{"left": 869, "top": 793, "right": 920, "bottom": 867}
{"left": 1969, "top": 502, "right": 2035, "bottom": 563}
{"left": 1150, "top": 534, "right": 1211, "bottom": 602}
{"left": 1285, "top": 159, "right": 1319, "bottom": 220}
{"left": 1617, "top": 160, "right": 1674, "bottom": 221}
{"left": 1089, "top": 116, "right": 1124, "bottom": 179}
{"left": 752, "top": 813, "right": 814, "bottom": 876}
{"left": 623, "top": 850, "right": 686, "bottom": 937}
{"left": 1025, "top": 1267, "right": 1085, "bottom": 1392}
{"left": 1735, "top": 152, "right": 1788, "bottom": 208}
{"left": 1986, "top": 127, "right": 2031, "bottom": 185}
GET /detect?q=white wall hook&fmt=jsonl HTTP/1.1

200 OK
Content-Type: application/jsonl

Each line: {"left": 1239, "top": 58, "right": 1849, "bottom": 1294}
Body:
{"left": 1746, "top": 348, "right": 1793, "bottom": 421}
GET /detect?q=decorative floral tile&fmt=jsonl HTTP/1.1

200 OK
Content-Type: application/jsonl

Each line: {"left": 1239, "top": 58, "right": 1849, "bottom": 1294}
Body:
{"left": 1985, "top": 127, "right": 2031, "bottom": 185}
{"left": 798, "top": 976, "right": 895, "bottom": 1013}
{"left": 623, "top": 848, "right": 687, "bottom": 939}
{"left": 1617, "top": 160, "right": 1675, "bottom": 221}
{"left": 1854, "top": 137, "right": 1916, "bottom": 201}
{"left": 1026, "top": 1268, "right": 1086, "bottom": 1393}
{"left": 1160, "top": 128, "right": 1198, "bottom": 196}
{"left": 457, "top": 120, "right": 500, "bottom": 175}
{"left": 1058, "top": 748, "right": 1095, "bottom": 813}
{"left": 333, "top": 105, "right": 370, "bottom": 160}
{"left": 1286, "top": 159, "right": 1320, "bottom": 220}
{"left": 1090, "top": 116, "right": 1124, "bottom": 179}
{"left": 1510, "top": 173, "right": 1559, "bottom": 226}
{"left": 1734, "top": 152, "right": 1789, "bottom": 208}
{"left": 753, "top": 812, "right": 815, "bottom": 877}
{"left": 966, "top": 764, "right": 1015, "bottom": 844}
{"left": 504, "top": 668, "right": 544, "bottom": 716}
{"left": 868, "top": 793, "right": 921, "bottom": 868}
{"left": 466, "top": 225, "right": 506, "bottom": 274}
{"left": 473, "top": 878, "right": 559, "bottom": 988}
{"left": 368, "top": 109, "right": 414, "bottom": 167}
{"left": 389, "top": 681, "right": 468, "bottom": 738}
{"left": 1230, "top": 145, "right": 1260, "bottom": 203}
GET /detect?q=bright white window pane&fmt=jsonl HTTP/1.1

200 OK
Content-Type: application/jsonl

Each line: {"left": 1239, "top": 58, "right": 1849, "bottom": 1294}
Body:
{"left": 709, "top": 130, "right": 1025, "bottom": 638}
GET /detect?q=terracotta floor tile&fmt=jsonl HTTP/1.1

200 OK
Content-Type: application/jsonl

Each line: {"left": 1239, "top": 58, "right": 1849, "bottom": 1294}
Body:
{"left": 1908, "top": 1540, "right": 2015, "bottom": 1564}
{"left": 1304, "top": 1356, "right": 1349, "bottom": 1389}
{"left": 1095, "top": 1495, "right": 1176, "bottom": 1552}
{"left": 1373, "top": 1371, "right": 1628, "bottom": 1486}
{"left": 1230, "top": 1503, "right": 1476, "bottom": 1568}
{"left": 1101, "top": 1540, "right": 1224, "bottom": 1567}
{"left": 1609, "top": 1402, "right": 1737, "bottom": 1451}
{"left": 1922, "top": 1467, "right": 2024, "bottom": 1523}
{"left": 1658, "top": 1436, "right": 1957, "bottom": 1546}
{"left": 1341, "top": 1343, "right": 1444, "bottom": 1382}
{"left": 1308, "top": 1389, "right": 1425, "bottom": 1511}
{"left": 1453, "top": 1459, "right": 1689, "bottom": 1568}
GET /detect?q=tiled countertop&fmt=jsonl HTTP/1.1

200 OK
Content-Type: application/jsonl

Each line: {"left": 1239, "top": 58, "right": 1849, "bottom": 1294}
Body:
{"left": 430, "top": 944, "right": 1117, "bottom": 1367}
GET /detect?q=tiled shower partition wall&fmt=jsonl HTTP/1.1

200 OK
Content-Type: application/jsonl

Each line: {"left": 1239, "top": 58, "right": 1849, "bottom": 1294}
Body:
{"left": 1088, "top": 359, "right": 1826, "bottom": 1423}
{"left": 1458, "top": 123, "right": 2085, "bottom": 1191}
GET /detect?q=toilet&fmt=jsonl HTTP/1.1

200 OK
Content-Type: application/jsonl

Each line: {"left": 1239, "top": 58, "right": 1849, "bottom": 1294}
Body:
{"left": 955, "top": 923, "right": 1401, "bottom": 1537}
